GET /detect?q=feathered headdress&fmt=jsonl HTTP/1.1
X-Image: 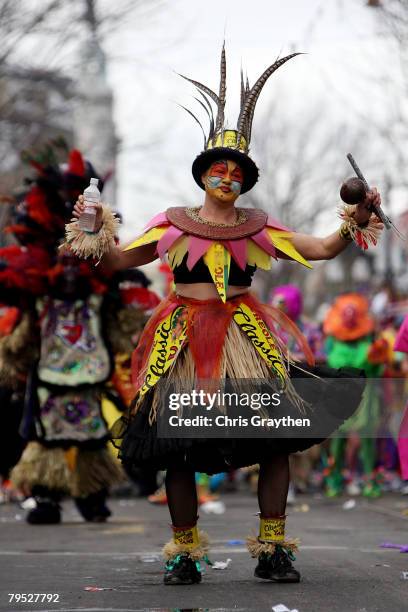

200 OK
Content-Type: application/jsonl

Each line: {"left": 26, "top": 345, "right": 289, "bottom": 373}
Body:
{"left": 0, "top": 245, "right": 51, "bottom": 298}
{"left": 7, "top": 140, "right": 103, "bottom": 248}
{"left": 0, "top": 140, "right": 106, "bottom": 295}
{"left": 179, "top": 44, "right": 302, "bottom": 193}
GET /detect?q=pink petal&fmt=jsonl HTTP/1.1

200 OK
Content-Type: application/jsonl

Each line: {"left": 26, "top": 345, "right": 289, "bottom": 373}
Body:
{"left": 395, "top": 316, "right": 408, "bottom": 353}
{"left": 144, "top": 211, "right": 168, "bottom": 231}
{"left": 266, "top": 216, "right": 292, "bottom": 232}
{"left": 251, "top": 229, "right": 277, "bottom": 258}
{"left": 226, "top": 239, "right": 247, "bottom": 270}
{"left": 157, "top": 226, "right": 184, "bottom": 259}
{"left": 187, "top": 237, "right": 213, "bottom": 269}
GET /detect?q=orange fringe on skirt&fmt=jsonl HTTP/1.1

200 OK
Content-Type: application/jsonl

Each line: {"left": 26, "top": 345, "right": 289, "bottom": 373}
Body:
{"left": 129, "top": 292, "right": 314, "bottom": 424}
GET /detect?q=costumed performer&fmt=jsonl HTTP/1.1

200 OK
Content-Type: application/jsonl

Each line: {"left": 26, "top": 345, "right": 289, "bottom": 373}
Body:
{"left": 66, "top": 47, "right": 383, "bottom": 584}
{"left": 323, "top": 294, "right": 387, "bottom": 498}
{"left": 0, "top": 143, "right": 125, "bottom": 524}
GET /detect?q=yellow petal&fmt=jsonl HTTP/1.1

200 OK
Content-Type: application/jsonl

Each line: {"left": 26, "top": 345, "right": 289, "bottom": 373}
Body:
{"left": 247, "top": 239, "right": 272, "bottom": 270}
{"left": 203, "top": 242, "right": 231, "bottom": 303}
{"left": 123, "top": 226, "right": 168, "bottom": 251}
{"left": 168, "top": 235, "right": 190, "bottom": 268}
{"left": 265, "top": 228, "right": 293, "bottom": 240}
{"left": 271, "top": 236, "right": 313, "bottom": 269}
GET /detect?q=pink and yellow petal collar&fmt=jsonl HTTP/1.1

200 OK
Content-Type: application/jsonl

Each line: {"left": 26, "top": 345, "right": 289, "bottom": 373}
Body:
{"left": 123, "top": 207, "right": 312, "bottom": 301}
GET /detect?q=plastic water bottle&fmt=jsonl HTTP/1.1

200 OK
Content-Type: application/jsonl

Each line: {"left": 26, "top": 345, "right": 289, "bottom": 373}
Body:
{"left": 78, "top": 177, "right": 100, "bottom": 232}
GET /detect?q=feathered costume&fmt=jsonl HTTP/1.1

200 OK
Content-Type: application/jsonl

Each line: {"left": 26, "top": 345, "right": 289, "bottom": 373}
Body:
{"left": 0, "top": 142, "right": 155, "bottom": 523}
{"left": 66, "top": 48, "right": 371, "bottom": 582}
{"left": 111, "top": 54, "right": 364, "bottom": 474}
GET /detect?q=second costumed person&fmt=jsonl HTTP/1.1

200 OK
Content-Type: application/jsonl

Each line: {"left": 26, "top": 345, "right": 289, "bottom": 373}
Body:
{"left": 323, "top": 294, "right": 388, "bottom": 498}
{"left": 1, "top": 145, "right": 128, "bottom": 523}
{"left": 66, "top": 47, "right": 384, "bottom": 584}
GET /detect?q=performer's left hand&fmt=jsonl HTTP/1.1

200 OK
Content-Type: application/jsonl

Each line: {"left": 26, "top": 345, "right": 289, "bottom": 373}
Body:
{"left": 354, "top": 187, "right": 382, "bottom": 226}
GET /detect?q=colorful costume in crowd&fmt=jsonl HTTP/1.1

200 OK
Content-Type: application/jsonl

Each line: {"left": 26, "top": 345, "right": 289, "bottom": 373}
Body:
{"left": 66, "top": 47, "right": 381, "bottom": 584}
{"left": 394, "top": 315, "right": 408, "bottom": 485}
{"left": 270, "top": 285, "right": 325, "bottom": 363}
{"left": 104, "top": 268, "right": 161, "bottom": 496}
{"left": 323, "top": 294, "right": 387, "bottom": 498}
{"left": 0, "top": 144, "right": 150, "bottom": 523}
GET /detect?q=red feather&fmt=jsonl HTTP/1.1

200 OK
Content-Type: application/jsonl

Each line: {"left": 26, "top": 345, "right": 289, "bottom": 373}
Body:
{"left": 0, "top": 306, "right": 20, "bottom": 337}
{"left": 25, "top": 186, "right": 54, "bottom": 228}
{"left": 68, "top": 149, "right": 86, "bottom": 176}
{"left": 0, "top": 245, "right": 50, "bottom": 293}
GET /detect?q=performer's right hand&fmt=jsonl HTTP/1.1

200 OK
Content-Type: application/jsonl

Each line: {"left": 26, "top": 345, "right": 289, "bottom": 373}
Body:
{"left": 72, "top": 195, "right": 103, "bottom": 232}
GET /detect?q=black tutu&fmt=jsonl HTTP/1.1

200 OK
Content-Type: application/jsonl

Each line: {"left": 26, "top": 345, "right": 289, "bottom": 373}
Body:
{"left": 115, "top": 364, "right": 365, "bottom": 475}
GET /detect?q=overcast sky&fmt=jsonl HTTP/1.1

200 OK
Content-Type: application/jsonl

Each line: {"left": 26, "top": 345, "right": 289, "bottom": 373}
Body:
{"left": 99, "top": 0, "right": 402, "bottom": 239}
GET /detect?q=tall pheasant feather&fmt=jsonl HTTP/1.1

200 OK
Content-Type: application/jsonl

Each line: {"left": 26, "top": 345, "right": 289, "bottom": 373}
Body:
{"left": 196, "top": 90, "right": 215, "bottom": 140}
{"left": 177, "top": 104, "right": 207, "bottom": 148}
{"left": 236, "top": 53, "right": 302, "bottom": 147}
{"left": 214, "top": 42, "right": 227, "bottom": 142}
{"left": 178, "top": 73, "right": 219, "bottom": 106}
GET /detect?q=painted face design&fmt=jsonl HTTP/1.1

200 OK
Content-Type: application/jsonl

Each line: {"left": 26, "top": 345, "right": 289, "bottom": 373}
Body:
{"left": 204, "top": 159, "right": 243, "bottom": 202}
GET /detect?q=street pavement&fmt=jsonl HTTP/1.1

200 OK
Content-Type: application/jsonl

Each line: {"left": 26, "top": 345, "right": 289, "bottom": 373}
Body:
{"left": 1, "top": 491, "right": 408, "bottom": 612}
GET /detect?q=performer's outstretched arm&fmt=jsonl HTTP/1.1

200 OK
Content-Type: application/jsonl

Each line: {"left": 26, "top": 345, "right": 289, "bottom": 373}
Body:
{"left": 289, "top": 188, "right": 383, "bottom": 261}
{"left": 100, "top": 241, "right": 158, "bottom": 273}
{"left": 290, "top": 229, "right": 355, "bottom": 261}
{"left": 71, "top": 198, "right": 158, "bottom": 272}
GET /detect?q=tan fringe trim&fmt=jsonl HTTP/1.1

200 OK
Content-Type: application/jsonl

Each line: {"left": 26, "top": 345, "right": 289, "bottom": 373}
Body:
{"left": 162, "top": 530, "right": 210, "bottom": 562}
{"left": 138, "top": 318, "right": 307, "bottom": 424}
{"left": 0, "top": 312, "right": 39, "bottom": 387}
{"left": 10, "top": 443, "right": 125, "bottom": 497}
{"left": 106, "top": 307, "right": 147, "bottom": 354}
{"left": 10, "top": 442, "right": 71, "bottom": 493}
{"left": 338, "top": 204, "right": 382, "bottom": 248}
{"left": 246, "top": 534, "right": 300, "bottom": 558}
{"left": 64, "top": 204, "right": 120, "bottom": 260}
{"left": 71, "top": 448, "right": 126, "bottom": 497}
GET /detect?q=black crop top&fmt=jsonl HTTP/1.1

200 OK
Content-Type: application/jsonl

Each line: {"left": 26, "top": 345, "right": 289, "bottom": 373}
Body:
{"left": 173, "top": 253, "right": 256, "bottom": 286}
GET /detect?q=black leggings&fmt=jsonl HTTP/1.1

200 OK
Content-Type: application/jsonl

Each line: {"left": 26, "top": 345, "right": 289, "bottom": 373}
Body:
{"left": 165, "top": 454, "right": 289, "bottom": 527}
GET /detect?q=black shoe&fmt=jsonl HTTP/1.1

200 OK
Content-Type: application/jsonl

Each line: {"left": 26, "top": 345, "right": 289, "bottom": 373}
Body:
{"left": 254, "top": 547, "right": 300, "bottom": 583}
{"left": 164, "top": 554, "right": 202, "bottom": 585}
{"left": 74, "top": 490, "right": 112, "bottom": 522}
{"left": 26, "top": 499, "right": 61, "bottom": 525}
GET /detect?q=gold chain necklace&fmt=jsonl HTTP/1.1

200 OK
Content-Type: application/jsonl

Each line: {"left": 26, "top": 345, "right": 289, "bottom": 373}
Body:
{"left": 185, "top": 206, "right": 247, "bottom": 227}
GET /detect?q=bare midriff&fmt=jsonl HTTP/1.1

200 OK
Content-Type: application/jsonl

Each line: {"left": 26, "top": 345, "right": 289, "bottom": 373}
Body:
{"left": 175, "top": 283, "right": 249, "bottom": 300}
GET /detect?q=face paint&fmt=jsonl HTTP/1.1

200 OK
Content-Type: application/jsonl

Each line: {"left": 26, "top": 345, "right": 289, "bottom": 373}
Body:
{"left": 206, "top": 175, "right": 223, "bottom": 190}
{"left": 210, "top": 161, "right": 228, "bottom": 175}
{"left": 204, "top": 159, "right": 243, "bottom": 203}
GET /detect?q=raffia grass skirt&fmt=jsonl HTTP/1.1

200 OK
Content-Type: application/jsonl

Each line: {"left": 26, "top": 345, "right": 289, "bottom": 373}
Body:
{"left": 11, "top": 441, "right": 125, "bottom": 498}
{"left": 115, "top": 320, "right": 366, "bottom": 475}
{"left": 133, "top": 321, "right": 282, "bottom": 425}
